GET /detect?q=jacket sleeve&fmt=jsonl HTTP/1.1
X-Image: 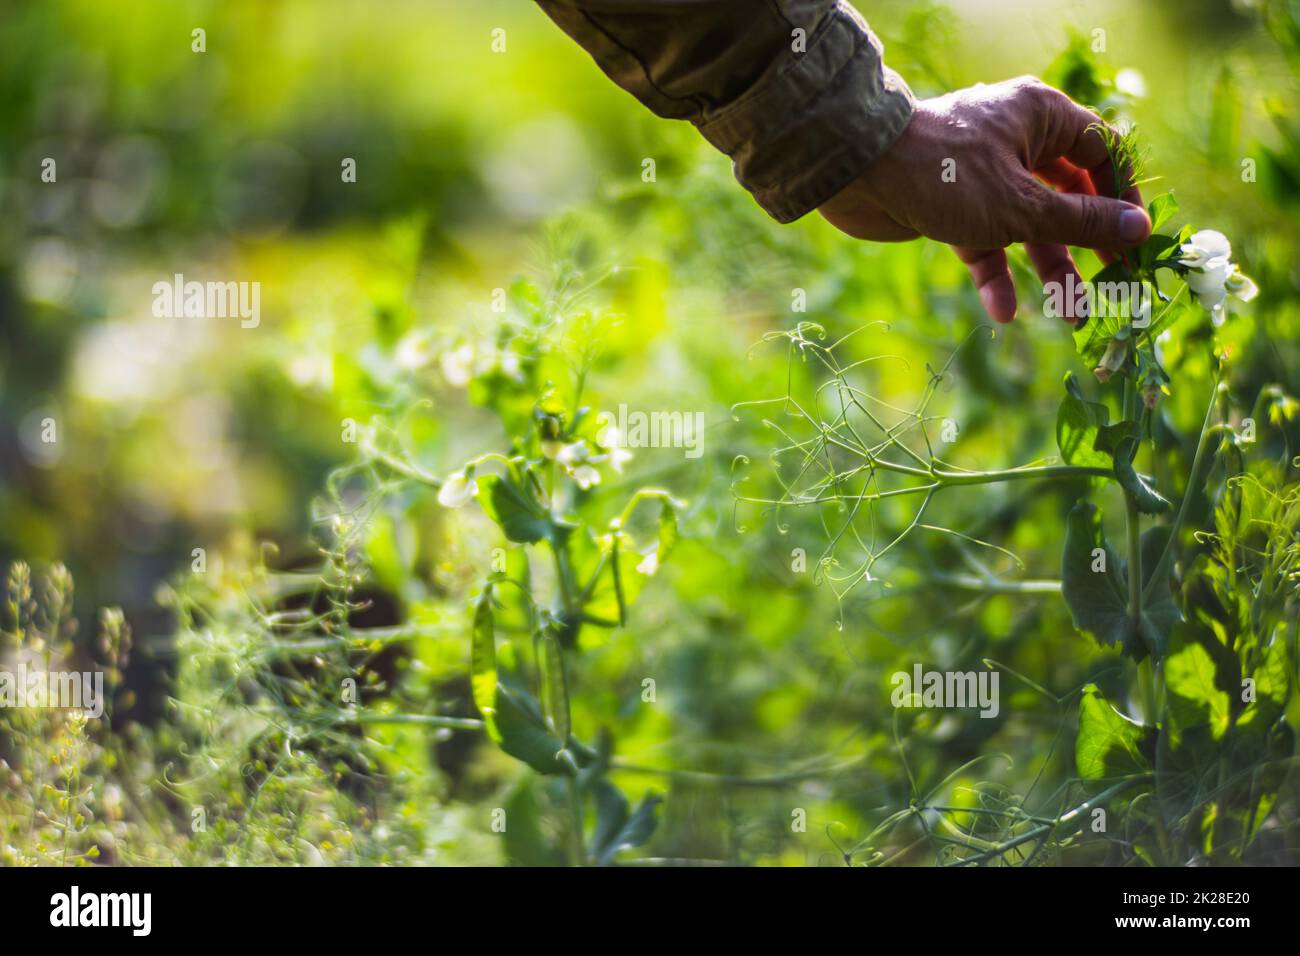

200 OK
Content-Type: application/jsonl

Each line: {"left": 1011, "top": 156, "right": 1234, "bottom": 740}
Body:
{"left": 532, "top": 0, "right": 915, "bottom": 223}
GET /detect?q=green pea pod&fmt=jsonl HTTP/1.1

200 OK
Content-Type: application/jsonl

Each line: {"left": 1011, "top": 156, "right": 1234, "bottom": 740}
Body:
{"left": 471, "top": 585, "right": 498, "bottom": 734}
{"left": 539, "top": 627, "right": 571, "bottom": 750}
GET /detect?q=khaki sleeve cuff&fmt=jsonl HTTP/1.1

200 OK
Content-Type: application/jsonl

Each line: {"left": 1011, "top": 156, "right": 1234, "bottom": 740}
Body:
{"left": 692, "top": 2, "right": 915, "bottom": 223}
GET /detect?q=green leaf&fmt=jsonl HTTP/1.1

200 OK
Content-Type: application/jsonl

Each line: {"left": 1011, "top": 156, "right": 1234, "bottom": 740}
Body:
{"left": 1063, "top": 370, "right": 1087, "bottom": 402}
{"left": 471, "top": 585, "right": 498, "bottom": 726}
{"left": 1147, "top": 193, "right": 1178, "bottom": 232}
{"left": 1089, "top": 262, "right": 1135, "bottom": 327}
{"left": 1134, "top": 526, "right": 1181, "bottom": 658}
{"left": 1094, "top": 420, "right": 1139, "bottom": 458}
{"left": 1061, "top": 501, "right": 1131, "bottom": 652}
{"left": 1074, "top": 264, "right": 1132, "bottom": 365}
{"left": 1061, "top": 503, "right": 1180, "bottom": 660}
{"left": 503, "top": 777, "right": 565, "bottom": 866}
{"left": 1113, "top": 437, "right": 1171, "bottom": 514}
{"left": 576, "top": 494, "right": 681, "bottom": 639}
{"left": 1160, "top": 618, "right": 1292, "bottom": 858}
{"left": 590, "top": 778, "right": 630, "bottom": 860}
{"left": 1245, "top": 721, "right": 1296, "bottom": 838}
{"left": 1056, "top": 378, "right": 1111, "bottom": 468}
{"left": 656, "top": 501, "right": 679, "bottom": 563}
{"left": 477, "top": 465, "right": 557, "bottom": 544}
{"left": 1076, "top": 684, "right": 1154, "bottom": 780}
{"left": 494, "top": 547, "right": 533, "bottom": 634}
{"left": 569, "top": 529, "right": 638, "bottom": 635}
{"left": 1236, "top": 623, "right": 1291, "bottom": 737}
{"left": 1138, "top": 234, "right": 1180, "bottom": 271}
{"left": 594, "top": 792, "right": 662, "bottom": 866}
{"left": 1044, "top": 33, "right": 1106, "bottom": 105}
{"left": 492, "top": 684, "right": 568, "bottom": 774}
{"left": 1165, "top": 629, "right": 1232, "bottom": 743}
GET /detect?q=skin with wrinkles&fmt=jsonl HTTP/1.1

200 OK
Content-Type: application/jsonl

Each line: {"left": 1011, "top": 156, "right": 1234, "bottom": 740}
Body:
{"left": 817, "top": 76, "right": 1151, "bottom": 324}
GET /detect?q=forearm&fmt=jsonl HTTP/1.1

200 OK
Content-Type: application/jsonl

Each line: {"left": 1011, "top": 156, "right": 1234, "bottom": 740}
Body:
{"left": 533, "top": 0, "right": 914, "bottom": 222}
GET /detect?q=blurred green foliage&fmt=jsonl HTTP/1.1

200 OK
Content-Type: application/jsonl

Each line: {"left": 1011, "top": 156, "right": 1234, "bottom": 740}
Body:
{"left": 1, "top": 0, "right": 1298, "bottom": 865}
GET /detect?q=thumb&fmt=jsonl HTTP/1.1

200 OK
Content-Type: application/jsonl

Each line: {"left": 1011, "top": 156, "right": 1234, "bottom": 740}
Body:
{"left": 1022, "top": 186, "right": 1151, "bottom": 251}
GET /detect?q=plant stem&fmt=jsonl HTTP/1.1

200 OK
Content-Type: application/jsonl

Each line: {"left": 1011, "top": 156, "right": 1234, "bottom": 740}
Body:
{"left": 341, "top": 713, "right": 486, "bottom": 730}
{"left": 608, "top": 756, "right": 866, "bottom": 788}
{"left": 927, "top": 573, "right": 1062, "bottom": 594}
{"left": 565, "top": 774, "right": 586, "bottom": 866}
{"left": 934, "top": 463, "right": 1112, "bottom": 485}
{"left": 61, "top": 764, "right": 75, "bottom": 867}
{"left": 1137, "top": 657, "right": 1157, "bottom": 725}
{"left": 1142, "top": 374, "right": 1222, "bottom": 603}
{"left": 340, "top": 711, "right": 872, "bottom": 790}
{"left": 1125, "top": 492, "right": 1143, "bottom": 629}
{"left": 1120, "top": 369, "right": 1150, "bottom": 664}
{"left": 951, "top": 776, "right": 1149, "bottom": 865}
{"left": 747, "top": 460, "right": 1110, "bottom": 509}
{"left": 834, "top": 438, "right": 1112, "bottom": 486}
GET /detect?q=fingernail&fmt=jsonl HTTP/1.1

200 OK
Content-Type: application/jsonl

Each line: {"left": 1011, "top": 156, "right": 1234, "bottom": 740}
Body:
{"left": 1120, "top": 207, "right": 1149, "bottom": 244}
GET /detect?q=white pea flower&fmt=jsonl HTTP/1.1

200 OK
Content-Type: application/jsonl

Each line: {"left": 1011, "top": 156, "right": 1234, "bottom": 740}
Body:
{"left": 396, "top": 331, "right": 432, "bottom": 371}
{"left": 600, "top": 427, "right": 634, "bottom": 473}
{"left": 437, "top": 471, "right": 477, "bottom": 508}
{"left": 608, "top": 446, "right": 633, "bottom": 473}
{"left": 556, "top": 441, "right": 587, "bottom": 466}
{"left": 288, "top": 352, "right": 333, "bottom": 389}
{"left": 1179, "top": 230, "right": 1232, "bottom": 269}
{"left": 1225, "top": 267, "right": 1258, "bottom": 303}
{"left": 1179, "top": 230, "right": 1257, "bottom": 326}
{"left": 555, "top": 440, "right": 606, "bottom": 489}
{"left": 570, "top": 464, "right": 601, "bottom": 490}
{"left": 497, "top": 350, "right": 523, "bottom": 382}
{"left": 1093, "top": 338, "right": 1129, "bottom": 383}
{"left": 1185, "top": 258, "right": 1231, "bottom": 323}
{"left": 440, "top": 345, "right": 474, "bottom": 387}
{"left": 636, "top": 548, "right": 659, "bottom": 576}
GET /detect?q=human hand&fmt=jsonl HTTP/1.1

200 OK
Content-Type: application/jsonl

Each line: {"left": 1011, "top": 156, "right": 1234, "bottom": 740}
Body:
{"left": 817, "top": 76, "right": 1149, "bottom": 324}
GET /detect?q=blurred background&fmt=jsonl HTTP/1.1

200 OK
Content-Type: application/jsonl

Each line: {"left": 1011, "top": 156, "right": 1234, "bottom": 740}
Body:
{"left": 1, "top": 0, "right": 1298, "bottom": 865}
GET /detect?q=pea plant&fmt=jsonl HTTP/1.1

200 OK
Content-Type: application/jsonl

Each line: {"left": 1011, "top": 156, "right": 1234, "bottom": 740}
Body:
{"left": 735, "top": 133, "right": 1297, "bottom": 864}
{"left": 127, "top": 249, "right": 682, "bottom": 867}
{"left": 1055, "top": 166, "right": 1294, "bottom": 864}
{"left": 358, "top": 261, "right": 681, "bottom": 866}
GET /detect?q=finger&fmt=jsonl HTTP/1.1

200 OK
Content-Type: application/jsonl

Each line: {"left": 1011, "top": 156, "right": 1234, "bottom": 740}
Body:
{"left": 1018, "top": 176, "right": 1151, "bottom": 250}
{"left": 1035, "top": 157, "right": 1115, "bottom": 265}
{"left": 1034, "top": 157, "right": 1095, "bottom": 196}
{"left": 953, "top": 245, "right": 1017, "bottom": 323}
{"left": 1024, "top": 242, "right": 1087, "bottom": 324}
{"left": 1040, "top": 93, "right": 1144, "bottom": 207}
